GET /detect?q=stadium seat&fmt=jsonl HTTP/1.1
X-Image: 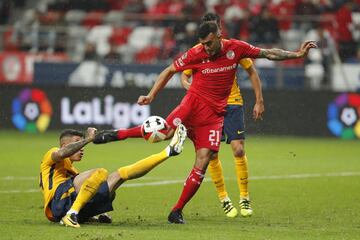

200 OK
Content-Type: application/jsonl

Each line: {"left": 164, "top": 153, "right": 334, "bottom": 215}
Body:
{"left": 81, "top": 11, "right": 106, "bottom": 28}
{"left": 305, "top": 63, "right": 324, "bottom": 89}
{"left": 103, "top": 10, "right": 124, "bottom": 26}
{"left": 87, "top": 25, "right": 113, "bottom": 56}
{"left": 127, "top": 26, "right": 157, "bottom": 50}
{"left": 109, "top": 27, "right": 132, "bottom": 46}
{"left": 135, "top": 46, "right": 160, "bottom": 64}
{"left": 65, "top": 10, "right": 86, "bottom": 25}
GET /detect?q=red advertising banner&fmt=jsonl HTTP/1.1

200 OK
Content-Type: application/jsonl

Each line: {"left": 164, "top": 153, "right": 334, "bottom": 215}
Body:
{"left": 0, "top": 52, "right": 33, "bottom": 84}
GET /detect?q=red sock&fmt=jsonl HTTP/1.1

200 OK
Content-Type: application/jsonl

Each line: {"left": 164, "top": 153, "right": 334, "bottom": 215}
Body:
{"left": 117, "top": 126, "right": 142, "bottom": 140}
{"left": 173, "top": 167, "right": 205, "bottom": 211}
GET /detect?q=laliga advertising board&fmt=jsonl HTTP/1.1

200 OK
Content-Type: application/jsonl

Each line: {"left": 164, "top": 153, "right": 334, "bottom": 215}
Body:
{"left": 2, "top": 86, "right": 153, "bottom": 132}
{"left": 2, "top": 85, "right": 359, "bottom": 138}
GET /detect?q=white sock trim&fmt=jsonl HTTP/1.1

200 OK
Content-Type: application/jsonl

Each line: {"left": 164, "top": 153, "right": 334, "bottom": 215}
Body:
{"left": 66, "top": 209, "right": 78, "bottom": 215}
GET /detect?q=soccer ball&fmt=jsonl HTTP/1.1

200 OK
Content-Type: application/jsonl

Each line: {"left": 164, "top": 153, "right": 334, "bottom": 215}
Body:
{"left": 141, "top": 116, "right": 169, "bottom": 143}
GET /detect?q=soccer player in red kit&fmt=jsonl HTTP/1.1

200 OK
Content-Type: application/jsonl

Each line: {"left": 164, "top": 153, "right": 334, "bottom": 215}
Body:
{"left": 95, "top": 22, "right": 317, "bottom": 224}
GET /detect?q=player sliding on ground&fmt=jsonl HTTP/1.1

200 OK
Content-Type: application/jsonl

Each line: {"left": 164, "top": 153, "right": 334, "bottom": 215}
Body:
{"left": 39, "top": 125, "right": 186, "bottom": 228}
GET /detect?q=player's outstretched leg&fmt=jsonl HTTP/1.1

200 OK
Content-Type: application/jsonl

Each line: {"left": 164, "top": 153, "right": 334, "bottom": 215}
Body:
{"left": 107, "top": 124, "right": 187, "bottom": 196}
{"left": 93, "top": 126, "right": 143, "bottom": 144}
{"left": 115, "top": 124, "right": 187, "bottom": 181}
{"left": 93, "top": 129, "right": 119, "bottom": 144}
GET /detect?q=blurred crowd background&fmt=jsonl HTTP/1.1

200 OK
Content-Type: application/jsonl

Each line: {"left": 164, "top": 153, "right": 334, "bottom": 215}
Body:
{"left": 0, "top": 0, "right": 359, "bottom": 90}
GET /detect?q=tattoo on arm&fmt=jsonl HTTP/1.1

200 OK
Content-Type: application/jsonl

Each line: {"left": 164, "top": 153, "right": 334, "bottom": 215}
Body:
{"left": 55, "top": 138, "right": 91, "bottom": 160}
{"left": 259, "top": 48, "right": 301, "bottom": 61}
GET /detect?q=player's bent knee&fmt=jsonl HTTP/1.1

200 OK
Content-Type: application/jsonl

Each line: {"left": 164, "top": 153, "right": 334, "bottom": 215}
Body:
{"left": 209, "top": 151, "right": 218, "bottom": 160}
{"left": 210, "top": 152, "right": 218, "bottom": 160}
{"left": 195, "top": 156, "right": 210, "bottom": 170}
{"left": 95, "top": 168, "right": 109, "bottom": 181}
{"left": 118, "top": 167, "right": 129, "bottom": 180}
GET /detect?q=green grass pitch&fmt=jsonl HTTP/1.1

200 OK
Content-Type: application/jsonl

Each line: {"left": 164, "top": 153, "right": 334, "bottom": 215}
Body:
{"left": 0, "top": 130, "right": 359, "bottom": 240}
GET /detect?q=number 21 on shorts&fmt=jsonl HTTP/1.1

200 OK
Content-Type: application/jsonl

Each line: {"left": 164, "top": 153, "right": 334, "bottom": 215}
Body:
{"left": 209, "top": 130, "right": 220, "bottom": 146}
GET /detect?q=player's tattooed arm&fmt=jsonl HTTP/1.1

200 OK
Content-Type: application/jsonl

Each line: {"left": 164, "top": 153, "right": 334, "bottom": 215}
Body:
{"left": 259, "top": 40, "right": 317, "bottom": 61}
{"left": 52, "top": 128, "right": 96, "bottom": 162}
{"left": 259, "top": 48, "right": 301, "bottom": 60}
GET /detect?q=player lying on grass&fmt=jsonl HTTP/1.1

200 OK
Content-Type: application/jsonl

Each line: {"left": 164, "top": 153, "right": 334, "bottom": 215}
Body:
{"left": 39, "top": 125, "right": 187, "bottom": 228}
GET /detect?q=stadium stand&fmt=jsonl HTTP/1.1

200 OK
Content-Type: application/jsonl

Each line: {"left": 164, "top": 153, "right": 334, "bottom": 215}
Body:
{"left": 0, "top": 0, "right": 359, "bottom": 89}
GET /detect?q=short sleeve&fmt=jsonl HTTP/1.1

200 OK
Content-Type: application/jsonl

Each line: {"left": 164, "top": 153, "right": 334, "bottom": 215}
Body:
{"left": 173, "top": 48, "right": 200, "bottom": 72}
{"left": 237, "top": 41, "right": 261, "bottom": 59}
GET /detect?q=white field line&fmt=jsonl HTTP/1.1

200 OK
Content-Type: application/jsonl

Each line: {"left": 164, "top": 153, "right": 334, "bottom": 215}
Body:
{"left": 1, "top": 171, "right": 360, "bottom": 194}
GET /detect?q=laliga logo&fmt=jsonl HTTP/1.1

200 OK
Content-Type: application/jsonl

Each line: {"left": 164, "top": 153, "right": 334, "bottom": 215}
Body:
{"left": 61, "top": 95, "right": 149, "bottom": 129}
{"left": 327, "top": 93, "right": 360, "bottom": 139}
{"left": 12, "top": 88, "right": 53, "bottom": 132}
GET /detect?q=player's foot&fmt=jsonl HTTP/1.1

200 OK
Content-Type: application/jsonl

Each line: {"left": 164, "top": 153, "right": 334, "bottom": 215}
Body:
{"left": 93, "top": 130, "right": 119, "bottom": 144}
{"left": 168, "top": 209, "right": 185, "bottom": 224}
{"left": 60, "top": 213, "right": 80, "bottom": 228}
{"left": 168, "top": 124, "right": 187, "bottom": 156}
{"left": 87, "top": 213, "right": 112, "bottom": 224}
{"left": 239, "top": 198, "right": 253, "bottom": 217}
{"left": 221, "top": 197, "right": 238, "bottom": 218}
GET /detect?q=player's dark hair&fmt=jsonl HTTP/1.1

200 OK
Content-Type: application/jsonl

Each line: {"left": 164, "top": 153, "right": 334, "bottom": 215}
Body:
{"left": 201, "top": 12, "right": 220, "bottom": 25}
{"left": 59, "top": 129, "right": 84, "bottom": 140}
{"left": 198, "top": 22, "right": 218, "bottom": 39}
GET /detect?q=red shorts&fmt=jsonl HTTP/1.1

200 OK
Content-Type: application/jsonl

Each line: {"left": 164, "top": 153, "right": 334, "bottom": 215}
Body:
{"left": 166, "top": 93, "right": 223, "bottom": 151}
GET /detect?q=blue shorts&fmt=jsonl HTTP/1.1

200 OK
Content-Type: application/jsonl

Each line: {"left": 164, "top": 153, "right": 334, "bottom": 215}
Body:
{"left": 50, "top": 178, "right": 114, "bottom": 223}
{"left": 221, "top": 105, "right": 245, "bottom": 144}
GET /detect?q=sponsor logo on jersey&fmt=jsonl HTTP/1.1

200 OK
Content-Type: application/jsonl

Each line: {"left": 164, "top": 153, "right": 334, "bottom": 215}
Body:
{"left": 201, "top": 64, "right": 237, "bottom": 74}
{"left": 173, "top": 117, "right": 182, "bottom": 126}
{"left": 226, "top": 50, "right": 235, "bottom": 60}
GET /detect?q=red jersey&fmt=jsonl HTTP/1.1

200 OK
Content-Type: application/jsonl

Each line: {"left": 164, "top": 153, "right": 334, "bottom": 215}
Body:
{"left": 173, "top": 39, "right": 260, "bottom": 115}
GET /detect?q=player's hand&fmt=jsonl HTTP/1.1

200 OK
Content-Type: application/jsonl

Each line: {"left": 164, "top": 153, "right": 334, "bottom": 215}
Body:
{"left": 182, "top": 80, "right": 191, "bottom": 90}
{"left": 86, "top": 127, "right": 97, "bottom": 141}
{"left": 137, "top": 95, "right": 153, "bottom": 105}
{"left": 181, "top": 73, "right": 192, "bottom": 90}
{"left": 253, "top": 101, "right": 264, "bottom": 121}
{"left": 299, "top": 40, "right": 317, "bottom": 57}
